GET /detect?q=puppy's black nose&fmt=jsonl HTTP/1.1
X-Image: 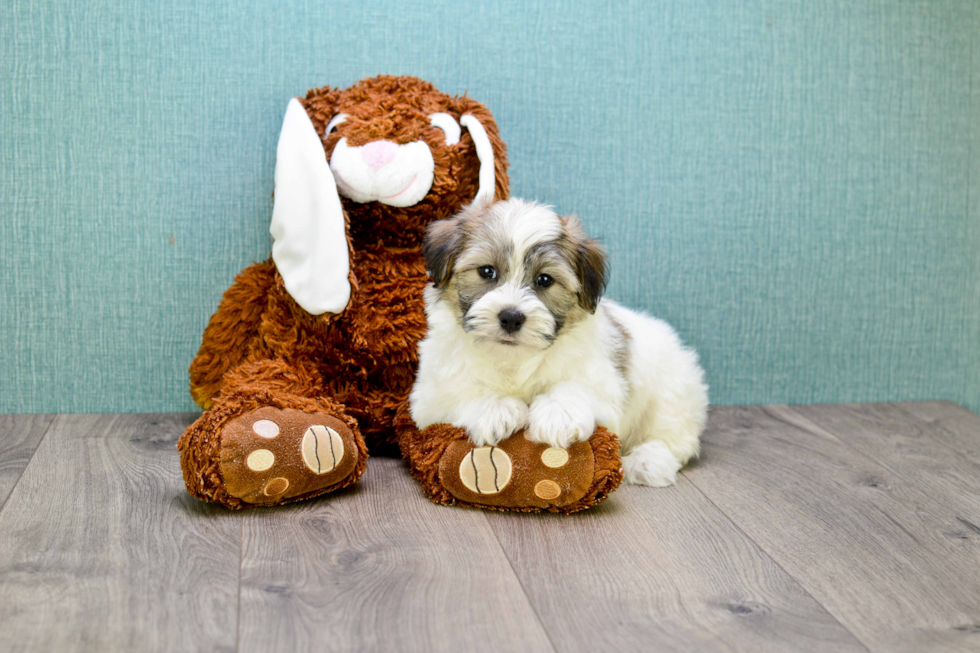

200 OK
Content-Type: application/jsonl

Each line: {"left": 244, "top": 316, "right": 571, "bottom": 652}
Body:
{"left": 498, "top": 309, "right": 525, "bottom": 334}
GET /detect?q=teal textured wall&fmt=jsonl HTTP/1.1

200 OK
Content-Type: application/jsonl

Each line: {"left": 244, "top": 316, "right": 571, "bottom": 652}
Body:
{"left": 2, "top": 1, "right": 978, "bottom": 414}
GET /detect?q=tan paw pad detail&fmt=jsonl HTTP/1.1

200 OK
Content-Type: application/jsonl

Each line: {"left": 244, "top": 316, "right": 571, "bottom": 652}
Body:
{"left": 252, "top": 419, "right": 280, "bottom": 438}
{"left": 459, "top": 446, "right": 512, "bottom": 495}
{"left": 534, "top": 480, "right": 562, "bottom": 500}
{"left": 541, "top": 447, "right": 569, "bottom": 468}
{"left": 263, "top": 477, "right": 290, "bottom": 496}
{"left": 246, "top": 449, "right": 275, "bottom": 471}
{"left": 301, "top": 425, "right": 344, "bottom": 474}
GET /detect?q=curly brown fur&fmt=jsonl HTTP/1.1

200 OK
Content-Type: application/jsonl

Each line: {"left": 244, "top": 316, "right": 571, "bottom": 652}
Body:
{"left": 180, "top": 76, "right": 510, "bottom": 507}
{"left": 189, "top": 261, "right": 276, "bottom": 409}
{"left": 182, "top": 76, "right": 623, "bottom": 512}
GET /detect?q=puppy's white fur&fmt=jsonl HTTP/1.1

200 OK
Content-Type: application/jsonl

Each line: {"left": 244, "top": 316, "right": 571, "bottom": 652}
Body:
{"left": 410, "top": 199, "right": 708, "bottom": 486}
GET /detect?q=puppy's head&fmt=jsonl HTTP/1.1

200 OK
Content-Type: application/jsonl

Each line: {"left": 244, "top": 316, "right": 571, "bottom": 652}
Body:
{"left": 424, "top": 199, "right": 607, "bottom": 350}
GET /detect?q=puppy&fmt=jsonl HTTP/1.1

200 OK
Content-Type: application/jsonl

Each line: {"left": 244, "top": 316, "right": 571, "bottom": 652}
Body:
{"left": 410, "top": 198, "right": 708, "bottom": 486}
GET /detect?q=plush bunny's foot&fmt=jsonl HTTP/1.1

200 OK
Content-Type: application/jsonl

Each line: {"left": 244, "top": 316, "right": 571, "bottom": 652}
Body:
{"left": 217, "top": 407, "right": 362, "bottom": 505}
{"left": 396, "top": 408, "right": 623, "bottom": 513}
{"left": 180, "top": 403, "right": 367, "bottom": 509}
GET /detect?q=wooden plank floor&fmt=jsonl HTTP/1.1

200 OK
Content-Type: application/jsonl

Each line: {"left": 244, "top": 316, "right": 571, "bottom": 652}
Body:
{"left": 0, "top": 402, "right": 978, "bottom": 652}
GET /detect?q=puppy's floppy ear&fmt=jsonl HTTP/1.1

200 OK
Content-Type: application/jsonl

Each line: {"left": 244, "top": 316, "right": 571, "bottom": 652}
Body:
{"left": 423, "top": 217, "right": 463, "bottom": 288}
{"left": 562, "top": 215, "right": 607, "bottom": 313}
{"left": 270, "top": 96, "right": 351, "bottom": 315}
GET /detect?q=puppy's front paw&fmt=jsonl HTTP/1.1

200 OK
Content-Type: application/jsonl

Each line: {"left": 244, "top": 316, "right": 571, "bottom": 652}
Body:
{"left": 623, "top": 440, "right": 682, "bottom": 487}
{"left": 457, "top": 396, "right": 529, "bottom": 447}
{"left": 527, "top": 394, "right": 595, "bottom": 449}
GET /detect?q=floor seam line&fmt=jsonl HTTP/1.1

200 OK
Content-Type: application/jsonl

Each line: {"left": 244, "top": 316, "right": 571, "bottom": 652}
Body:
{"left": 482, "top": 512, "right": 560, "bottom": 653}
{"left": 680, "top": 466, "right": 874, "bottom": 653}
{"left": 778, "top": 404, "right": 978, "bottom": 522}
{"left": 0, "top": 414, "right": 59, "bottom": 519}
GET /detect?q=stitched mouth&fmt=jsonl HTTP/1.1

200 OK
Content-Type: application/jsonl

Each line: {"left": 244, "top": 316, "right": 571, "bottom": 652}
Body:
{"left": 333, "top": 170, "right": 418, "bottom": 201}
{"left": 381, "top": 174, "right": 418, "bottom": 199}
{"left": 332, "top": 170, "right": 355, "bottom": 193}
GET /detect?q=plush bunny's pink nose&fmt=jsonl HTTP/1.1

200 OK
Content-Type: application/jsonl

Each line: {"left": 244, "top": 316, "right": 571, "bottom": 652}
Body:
{"left": 361, "top": 140, "right": 398, "bottom": 171}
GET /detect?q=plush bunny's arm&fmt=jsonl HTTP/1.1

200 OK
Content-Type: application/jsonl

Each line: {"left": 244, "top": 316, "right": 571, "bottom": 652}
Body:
{"left": 189, "top": 260, "right": 277, "bottom": 409}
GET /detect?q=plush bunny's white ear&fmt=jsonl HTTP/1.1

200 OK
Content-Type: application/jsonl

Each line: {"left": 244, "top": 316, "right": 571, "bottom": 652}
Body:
{"left": 270, "top": 98, "right": 351, "bottom": 315}
{"left": 460, "top": 114, "right": 496, "bottom": 203}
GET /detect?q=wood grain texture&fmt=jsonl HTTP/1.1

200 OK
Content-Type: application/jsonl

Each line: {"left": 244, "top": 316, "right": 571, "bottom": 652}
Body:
{"left": 486, "top": 477, "right": 868, "bottom": 653}
{"left": 784, "top": 402, "right": 980, "bottom": 525}
{"left": 238, "top": 456, "right": 554, "bottom": 653}
{"left": 0, "top": 414, "right": 54, "bottom": 511}
{"left": 0, "top": 413, "right": 242, "bottom": 653}
{"left": 897, "top": 401, "right": 980, "bottom": 464}
{"left": 2, "top": 404, "right": 980, "bottom": 651}
{"left": 685, "top": 405, "right": 980, "bottom": 653}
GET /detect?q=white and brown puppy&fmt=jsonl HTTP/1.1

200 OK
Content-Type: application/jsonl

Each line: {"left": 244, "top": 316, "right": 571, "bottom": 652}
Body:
{"left": 410, "top": 198, "right": 708, "bottom": 486}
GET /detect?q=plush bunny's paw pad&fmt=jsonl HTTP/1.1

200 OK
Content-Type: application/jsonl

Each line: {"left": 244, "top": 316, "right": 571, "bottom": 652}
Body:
{"left": 438, "top": 432, "right": 598, "bottom": 510}
{"left": 458, "top": 446, "right": 513, "bottom": 494}
{"left": 218, "top": 407, "right": 359, "bottom": 505}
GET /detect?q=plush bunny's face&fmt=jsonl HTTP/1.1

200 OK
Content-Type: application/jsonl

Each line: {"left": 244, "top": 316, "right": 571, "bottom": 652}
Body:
{"left": 308, "top": 76, "right": 507, "bottom": 216}
{"left": 323, "top": 103, "right": 481, "bottom": 209}
{"left": 329, "top": 125, "right": 435, "bottom": 207}
{"left": 269, "top": 76, "right": 508, "bottom": 317}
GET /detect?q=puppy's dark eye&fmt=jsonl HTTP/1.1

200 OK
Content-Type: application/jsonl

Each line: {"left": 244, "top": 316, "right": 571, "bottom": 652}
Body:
{"left": 535, "top": 273, "right": 554, "bottom": 288}
{"left": 478, "top": 266, "right": 497, "bottom": 280}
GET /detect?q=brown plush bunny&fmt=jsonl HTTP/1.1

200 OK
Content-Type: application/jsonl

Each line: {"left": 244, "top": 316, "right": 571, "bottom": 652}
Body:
{"left": 178, "top": 75, "right": 622, "bottom": 510}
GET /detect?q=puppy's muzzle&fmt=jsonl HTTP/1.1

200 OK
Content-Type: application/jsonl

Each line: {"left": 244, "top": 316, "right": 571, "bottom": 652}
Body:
{"left": 498, "top": 309, "right": 526, "bottom": 334}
